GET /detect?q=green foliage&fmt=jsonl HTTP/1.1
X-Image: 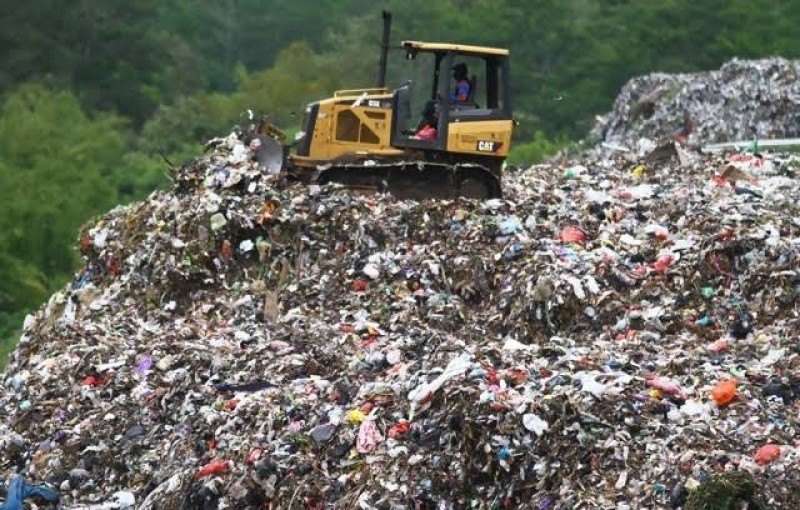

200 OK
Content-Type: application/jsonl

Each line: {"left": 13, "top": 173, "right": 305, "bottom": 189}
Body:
{"left": 0, "top": 1, "right": 204, "bottom": 125}
{"left": 0, "top": 84, "right": 166, "bottom": 357}
{"left": 140, "top": 96, "right": 214, "bottom": 159}
{"left": 140, "top": 41, "right": 348, "bottom": 154}
{"left": 0, "top": 84, "right": 124, "bottom": 277}
{"left": 508, "top": 131, "right": 573, "bottom": 165}
{"left": 115, "top": 152, "right": 172, "bottom": 204}
{"left": 153, "top": 0, "right": 364, "bottom": 91}
{"left": 0, "top": 252, "right": 46, "bottom": 367}
{"left": 237, "top": 41, "right": 348, "bottom": 126}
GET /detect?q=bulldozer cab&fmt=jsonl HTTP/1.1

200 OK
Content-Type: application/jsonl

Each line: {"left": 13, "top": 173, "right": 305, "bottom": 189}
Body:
{"left": 391, "top": 41, "right": 513, "bottom": 152}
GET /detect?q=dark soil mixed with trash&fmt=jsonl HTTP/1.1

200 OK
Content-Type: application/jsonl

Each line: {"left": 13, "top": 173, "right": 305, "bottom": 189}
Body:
{"left": 1, "top": 60, "right": 799, "bottom": 510}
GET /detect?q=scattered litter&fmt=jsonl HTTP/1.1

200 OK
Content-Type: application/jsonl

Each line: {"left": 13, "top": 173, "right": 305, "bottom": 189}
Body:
{"left": 2, "top": 61, "right": 800, "bottom": 508}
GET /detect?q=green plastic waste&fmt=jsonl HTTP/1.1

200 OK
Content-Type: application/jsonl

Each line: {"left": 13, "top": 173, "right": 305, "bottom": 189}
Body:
{"left": 741, "top": 139, "right": 760, "bottom": 154}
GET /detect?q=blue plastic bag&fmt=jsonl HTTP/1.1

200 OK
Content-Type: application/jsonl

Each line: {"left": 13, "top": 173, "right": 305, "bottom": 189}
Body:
{"left": 0, "top": 476, "right": 59, "bottom": 510}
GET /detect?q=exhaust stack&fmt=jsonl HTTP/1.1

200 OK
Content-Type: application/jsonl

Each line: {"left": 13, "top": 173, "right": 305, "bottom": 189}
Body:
{"left": 377, "top": 11, "right": 392, "bottom": 88}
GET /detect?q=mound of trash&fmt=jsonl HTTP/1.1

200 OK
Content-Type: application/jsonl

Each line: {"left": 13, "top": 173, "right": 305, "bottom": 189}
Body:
{"left": 592, "top": 58, "right": 800, "bottom": 149}
{"left": 1, "top": 129, "right": 799, "bottom": 509}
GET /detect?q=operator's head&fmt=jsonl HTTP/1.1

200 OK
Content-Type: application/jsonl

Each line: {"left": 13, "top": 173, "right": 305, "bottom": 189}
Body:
{"left": 452, "top": 63, "right": 468, "bottom": 81}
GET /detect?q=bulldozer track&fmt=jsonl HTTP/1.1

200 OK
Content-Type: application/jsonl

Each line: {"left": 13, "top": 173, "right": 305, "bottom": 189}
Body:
{"left": 309, "top": 160, "right": 502, "bottom": 200}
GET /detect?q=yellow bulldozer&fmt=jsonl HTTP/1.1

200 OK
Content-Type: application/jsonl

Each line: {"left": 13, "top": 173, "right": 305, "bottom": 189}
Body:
{"left": 257, "top": 12, "right": 514, "bottom": 199}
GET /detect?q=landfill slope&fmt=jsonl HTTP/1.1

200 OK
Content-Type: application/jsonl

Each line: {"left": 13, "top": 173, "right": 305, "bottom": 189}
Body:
{"left": 0, "top": 130, "right": 798, "bottom": 509}
{"left": 592, "top": 58, "right": 800, "bottom": 149}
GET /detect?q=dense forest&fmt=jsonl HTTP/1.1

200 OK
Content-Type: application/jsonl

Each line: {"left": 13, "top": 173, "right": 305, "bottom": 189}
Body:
{"left": 1, "top": 0, "right": 798, "bottom": 362}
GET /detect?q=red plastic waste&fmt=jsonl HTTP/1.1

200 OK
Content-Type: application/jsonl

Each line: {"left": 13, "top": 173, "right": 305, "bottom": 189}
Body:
{"left": 651, "top": 254, "right": 674, "bottom": 272}
{"left": 504, "top": 368, "right": 530, "bottom": 385}
{"left": 195, "top": 460, "right": 230, "bottom": 479}
{"left": 81, "top": 375, "right": 106, "bottom": 387}
{"left": 388, "top": 420, "right": 410, "bottom": 438}
{"left": 559, "top": 226, "right": 587, "bottom": 244}
{"left": 484, "top": 366, "right": 499, "bottom": 385}
{"left": 108, "top": 255, "right": 120, "bottom": 272}
{"left": 80, "top": 235, "right": 92, "bottom": 254}
{"left": 754, "top": 444, "right": 781, "bottom": 465}
{"left": 351, "top": 279, "right": 368, "bottom": 292}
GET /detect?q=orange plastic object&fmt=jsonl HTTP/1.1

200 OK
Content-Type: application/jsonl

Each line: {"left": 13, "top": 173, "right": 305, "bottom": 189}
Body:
{"left": 711, "top": 379, "right": 737, "bottom": 406}
{"left": 754, "top": 444, "right": 781, "bottom": 465}
{"left": 560, "top": 226, "right": 587, "bottom": 244}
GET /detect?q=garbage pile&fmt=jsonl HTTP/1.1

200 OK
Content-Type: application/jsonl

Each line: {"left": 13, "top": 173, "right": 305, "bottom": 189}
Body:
{"left": 1, "top": 130, "right": 799, "bottom": 509}
{"left": 592, "top": 58, "right": 800, "bottom": 149}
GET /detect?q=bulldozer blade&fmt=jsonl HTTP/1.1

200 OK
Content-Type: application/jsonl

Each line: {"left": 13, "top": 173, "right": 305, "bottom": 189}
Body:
{"left": 255, "top": 136, "right": 285, "bottom": 175}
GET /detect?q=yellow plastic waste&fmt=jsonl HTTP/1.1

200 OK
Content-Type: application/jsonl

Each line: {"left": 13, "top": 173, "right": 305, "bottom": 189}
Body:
{"left": 345, "top": 409, "right": 366, "bottom": 424}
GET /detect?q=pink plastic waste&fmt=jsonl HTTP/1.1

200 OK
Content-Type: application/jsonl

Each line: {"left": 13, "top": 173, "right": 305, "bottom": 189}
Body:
{"left": 645, "top": 376, "right": 686, "bottom": 399}
{"left": 356, "top": 420, "right": 384, "bottom": 454}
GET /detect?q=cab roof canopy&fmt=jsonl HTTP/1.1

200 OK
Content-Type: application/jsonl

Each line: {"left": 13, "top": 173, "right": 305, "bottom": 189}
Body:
{"left": 401, "top": 40, "right": 509, "bottom": 57}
